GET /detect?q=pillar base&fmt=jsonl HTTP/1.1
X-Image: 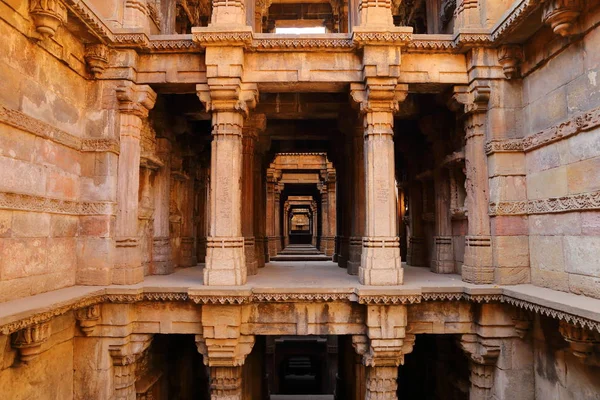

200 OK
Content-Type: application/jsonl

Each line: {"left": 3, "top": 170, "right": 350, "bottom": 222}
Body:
{"left": 113, "top": 237, "right": 143, "bottom": 284}
{"left": 204, "top": 237, "right": 246, "bottom": 285}
{"left": 359, "top": 237, "right": 403, "bottom": 285}
{"left": 347, "top": 237, "right": 362, "bottom": 275}
{"left": 151, "top": 237, "right": 173, "bottom": 275}
{"left": 431, "top": 236, "right": 454, "bottom": 274}
{"left": 268, "top": 236, "right": 278, "bottom": 257}
{"left": 462, "top": 236, "right": 494, "bottom": 284}
{"left": 180, "top": 236, "right": 197, "bottom": 267}
{"left": 244, "top": 236, "right": 258, "bottom": 276}
{"left": 255, "top": 236, "right": 266, "bottom": 268}
{"left": 407, "top": 236, "right": 426, "bottom": 267}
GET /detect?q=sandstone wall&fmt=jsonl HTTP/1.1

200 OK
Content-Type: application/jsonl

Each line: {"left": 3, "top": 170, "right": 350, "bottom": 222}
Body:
{"left": 0, "top": 2, "right": 118, "bottom": 301}
{"left": 521, "top": 8, "right": 600, "bottom": 298}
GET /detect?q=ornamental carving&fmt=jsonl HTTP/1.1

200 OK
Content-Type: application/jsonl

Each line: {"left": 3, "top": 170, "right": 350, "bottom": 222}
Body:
{"left": 498, "top": 45, "right": 524, "bottom": 79}
{"left": 489, "top": 191, "right": 600, "bottom": 216}
{"left": 116, "top": 82, "right": 157, "bottom": 118}
{"left": 491, "top": 0, "right": 539, "bottom": 41}
{"left": 542, "top": 0, "right": 583, "bottom": 37}
{"left": 251, "top": 37, "right": 354, "bottom": 51}
{"left": 84, "top": 44, "right": 109, "bottom": 77}
{"left": 29, "top": 0, "right": 67, "bottom": 39}
{"left": 12, "top": 321, "right": 52, "bottom": 364}
{"left": 0, "top": 192, "right": 115, "bottom": 216}
{"left": 559, "top": 321, "right": 600, "bottom": 366}
{"left": 74, "top": 305, "right": 101, "bottom": 336}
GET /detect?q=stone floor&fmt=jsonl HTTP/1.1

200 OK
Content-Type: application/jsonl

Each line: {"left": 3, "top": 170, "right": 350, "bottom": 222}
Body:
{"left": 1, "top": 261, "right": 600, "bottom": 329}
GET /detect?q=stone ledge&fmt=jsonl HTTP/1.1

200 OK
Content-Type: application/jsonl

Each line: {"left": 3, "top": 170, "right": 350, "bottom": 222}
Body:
{"left": 1, "top": 266, "right": 599, "bottom": 335}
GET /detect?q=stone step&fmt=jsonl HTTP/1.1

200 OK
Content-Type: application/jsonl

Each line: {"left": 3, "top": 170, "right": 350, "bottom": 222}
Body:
{"left": 270, "top": 255, "right": 332, "bottom": 262}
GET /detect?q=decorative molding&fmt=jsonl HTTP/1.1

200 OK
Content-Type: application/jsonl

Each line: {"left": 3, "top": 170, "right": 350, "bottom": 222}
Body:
{"left": 251, "top": 293, "right": 352, "bottom": 302}
{"left": 112, "top": 32, "right": 150, "bottom": 48}
{"left": 489, "top": 191, "right": 600, "bottom": 216}
{"left": 149, "top": 38, "right": 200, "bottom": 52}
{"left": 491, "top": 0, "right": 540, "bottom": 42}
{"left": 0, "top": 192, "right": 116, "bottom": 215}
{"left": 407, "top": 35, "right": 456, "bottom": 52}
{"left": 192, "top": 30, "right": 253, "bottom": 47}
{"left": 62, "top": 0, "right": 114, "bottom": 43}
{"left": 358, "top": 295, "right": 422, "bottom": 304}
{"left": 352, "top": 30, "right": 413, "bottom": 46}
{"left": 486, "top": 104, "right": 600, "bottom": 155}
{"left": 190, "top": 295, "right": 249, "bottom": 304}
{"left": 29, "top": 0, "right": 68, "bottom": 39}
{"left": 11, "top": 321, "right": 52, "bottom": 364}
{"left": 84, "top": 44, "right": 109, "bottom": 77}
{"left": 0, "top": 106, "right": 119, "bottom": 154}
{"left": 251, "top": 37, "right": 354, "bottom": 51}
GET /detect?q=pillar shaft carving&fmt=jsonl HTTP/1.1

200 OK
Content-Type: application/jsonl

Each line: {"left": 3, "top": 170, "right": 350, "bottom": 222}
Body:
{"left": 350, "top": 82, "right": 407, "bottom": 285}
{"left": 406, "top": 182, "right": 425, "bottom": 266}
{"left": 242, "top": 114, "right": 265, "bottom": 276}
{"left": 197, "top": 83, "right": 258, "bottom": 285}
{"left": 152, "top": 138, "right": 173, "bottom": 274}
{"left": 453, "top": 84, "right": 494, "bottom": 284}
{"left": 109, "top": 334, "right": 154, "bottom": 400}
{"left": 266, "top": 168, "right": 279, "bottom": 258}
{"left": 114, "top": 82, "right": 157, "bottom": 285}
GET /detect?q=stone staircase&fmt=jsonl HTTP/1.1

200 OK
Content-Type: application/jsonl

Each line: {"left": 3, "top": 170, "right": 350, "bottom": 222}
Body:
{"left": 270, "top": 244, "right": 331, "bottom": 262}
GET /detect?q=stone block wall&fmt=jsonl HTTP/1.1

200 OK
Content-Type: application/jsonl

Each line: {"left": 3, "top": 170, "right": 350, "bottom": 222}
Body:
{"left": 521, "top": 9, "right": 600, "bottom": 298}
{"left": 0, "top": 4, "right": 117, "bottom": 301}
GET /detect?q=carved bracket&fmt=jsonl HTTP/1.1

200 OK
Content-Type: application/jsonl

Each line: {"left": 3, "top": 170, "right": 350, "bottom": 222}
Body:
{"left": 498, "top": 45, "right": 524, "bottom": 79}
{"left": 29, "top": 0, "right": 67, "bottom": 39}
{"left": 11, "top": 321, "right": 52, "bottom": 364}
{"left": 195, "top": 334, "right": 255, "bottom": 367}
{"left": 542, "top": 0, "right": 583, "bottom": 37}
{"left": 75, "top": 304, "right": 101, "bottom": 336}
{"left": 559, "top": 321, "right": 600, "bottom": 366}
{"left": 116, "top": 82, "right": 157, "bottom": 119}
{"left": 84, "top": 44, "right": 109, "bottom": 78}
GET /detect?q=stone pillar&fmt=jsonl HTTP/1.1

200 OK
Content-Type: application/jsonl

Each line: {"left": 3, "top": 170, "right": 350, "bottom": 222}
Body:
{"left": 180, "top": 157, "right": 197, "bottom": 267}
{"left": 114, "top": 82, "right": 156, "bottom": 284}
{"left": 266, "top": 169, "right": 278, "bottom": 258}
{"left": 254, "top": 135, "right": 268, "bottom": 268}
{"left": 326, "top": 168, "right": 337, "bottom": 257}
{"left": 196, "top": 84, "right": 258, "bottom": 285}
{"left": 283, "top": 203, "right": 290, "bottom": 247}
{"left": 196, "top": 166, "right": 210, "bottom": 264}
{"left": 348, "top": 120, "right": 366, "bottom": 275}
{"left": 152, "top": 138, "right": 173, "bottom": 274}
{"left": 311, "top": 202, "right": 318, "bottom": 247}
{"left": 242, "top": 115, "right": 265, "bottom": 276}
{"left": 275, "top": 183, "right": 283, "bottom": 253}
{"left": 352, "top": 305, "right": 414, "bottom": 400}
{"left": 406, "top": 182, "right": 426, "bottom": 267}
{"left": 431, "top": 166, "right": 454, "bottom": 273}
{"left": 453, "top": 85, "right": 494, "bottom": 284}
{"left": 319, "top": 183, "right": 329, "bottom": 253}
{"left": 196, "top": 305, "right": 255, "bottom": 400}
{"left": 351, "top": 83, "right": 406, "bottom": 285}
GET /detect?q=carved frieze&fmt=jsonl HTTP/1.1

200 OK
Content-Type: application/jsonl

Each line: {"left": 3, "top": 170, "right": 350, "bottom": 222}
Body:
{"left": 0, "top": 192, "right": 115, "bottom": 216}
{"left": 489, "top": 191, "right": 600, "bottom": 216}
{"left": 29, "top": 0, "right": 67, "bottom": 39}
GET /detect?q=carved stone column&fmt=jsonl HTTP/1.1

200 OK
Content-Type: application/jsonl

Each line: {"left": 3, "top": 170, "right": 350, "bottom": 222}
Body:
{"left": 254, "top": 130, "right": 268, "bottom": 269}
{"left": 283, "top": 202, "right": 290, "bottom": 248}
{"left": 196, "top": 166, "right": 210, "bottom": 264}
{"left": 406, "top": 182, "right": 425, "bottom": 266}
{"left": 431, "top": 166, "right": 454, "bottom": 273}
{"left": 319, "top": 183, "right": 329, "bottom": 253}
{"left": 196, "top": 305, "right": 255, "bottom": 400}
{"left": 242, "top": 115, "right": 265, "bottom": 276}
{"left": 109, "top": 334, "right": 154, "bottom": 400}
{"left": 353, "top": 305, "right": 414, "bottom": 400}
{"left": 351, "top": 82, "right": 406, "bottom": 285}
{"left": 180, "top": 157, "right": 197, "bottom": 267}
{"left": 114, "top": 82, "right": 156, "bottom": 284}
{"left": 453, "top": 85, "right": 494, "bottom": 284}
{"left": 311, "top": 202, "right": 318, "bottom": 247}
{"left": 347, "top": 121, "right": 365, "bottom": 275}
{"left": 196, "top": 83, "right": 258, "bottom": 285}
{"left": 326, "top": 168, "right": 337, "bottom": 257}
{"left": 266, "top": 169, "right": 278, "bottom": 258}
{"left": 275, "top": 183, "right": 283, "bottom": 253}
{"left": 152, "top": 138, "right": 173, "bottom": 274}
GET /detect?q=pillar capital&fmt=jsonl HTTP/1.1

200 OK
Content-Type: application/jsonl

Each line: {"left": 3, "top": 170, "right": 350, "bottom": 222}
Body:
{"left": 451, "top": 83, "right": 490, "bottom": 116}
{"left": 196, "top": 82, "right": 258, "bottom": 119}
{"left": 542, "top": 0, "right": 583, "bottom": 37}
{"left": 350, "top": 82, "right": 409, "bottom": 115}
{"left": 116, "top": 82, "right": 157, "bottom": 119}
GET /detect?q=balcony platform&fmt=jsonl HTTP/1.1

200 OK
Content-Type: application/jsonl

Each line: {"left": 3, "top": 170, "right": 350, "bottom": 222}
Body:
{"left": 1, "top": 261, "right": 600, "bottom": 334}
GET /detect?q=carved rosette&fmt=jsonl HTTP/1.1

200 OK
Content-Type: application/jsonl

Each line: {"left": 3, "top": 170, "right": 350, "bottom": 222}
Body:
{"left": 84, "top": 44, "right": 109, "bottom": 78}
{"left": 11, "top": 321, "right": 52, "bottom": 364}
{"left": 75, "top": 304, "right": 101, "bottom": 336}
{"left": 498, "top": 45, "right": 524, "bottom": 79}
{"left": 542, "top": 0, "right": 583, "bottom": 37}
{"left": 29, "top": 0, "right": 67, "bottom": 39}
